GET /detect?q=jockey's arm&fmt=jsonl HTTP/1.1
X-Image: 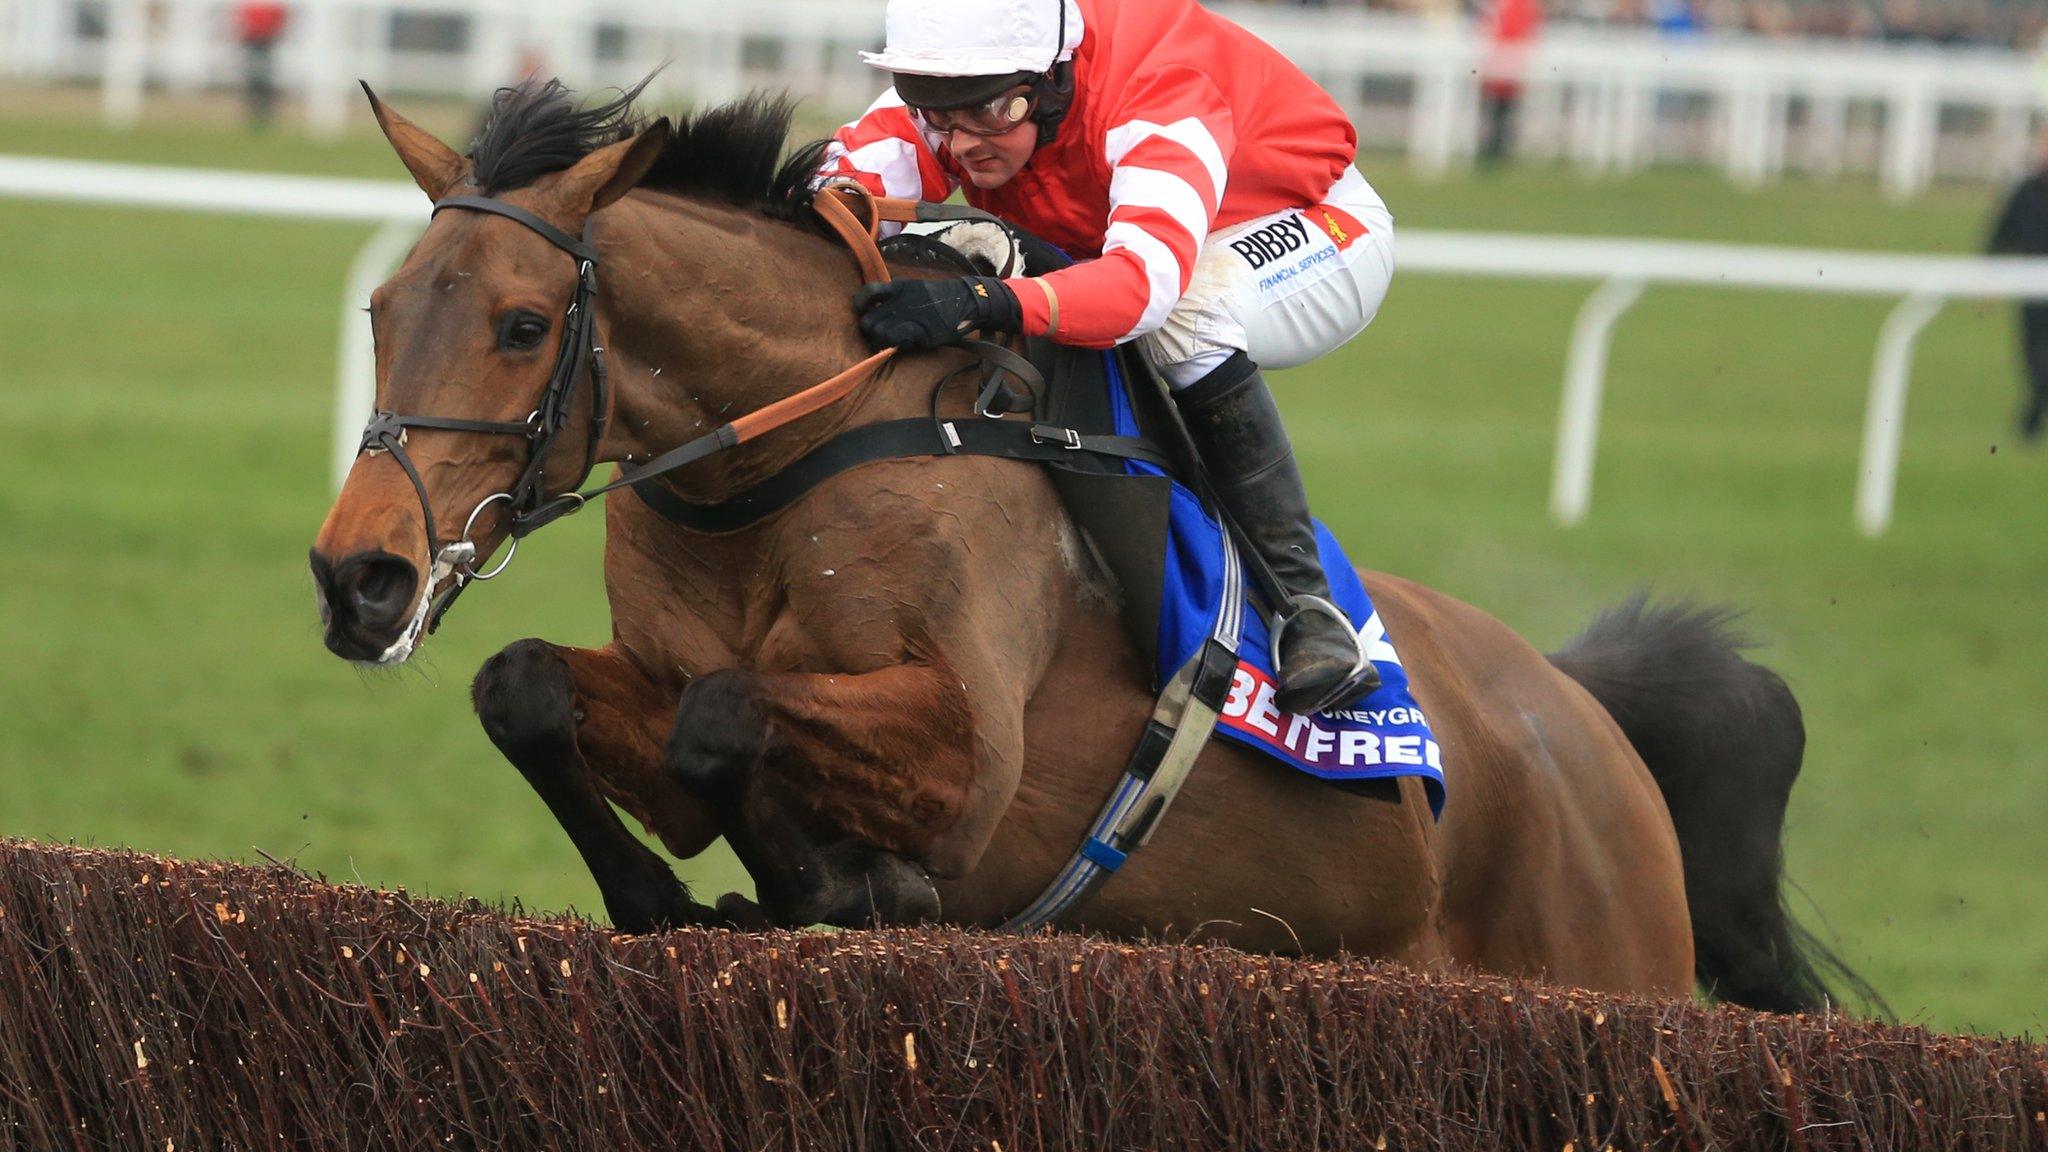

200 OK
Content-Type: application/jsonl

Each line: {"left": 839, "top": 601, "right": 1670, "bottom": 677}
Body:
{"left": 819, "top": 89, "right": 960, "bottom": 223}
{"left": 1005, "top": 67, "right": 1237, "bottom": 350}
{"left": 833, "top": 69, "right": 1238, "bottom": 356}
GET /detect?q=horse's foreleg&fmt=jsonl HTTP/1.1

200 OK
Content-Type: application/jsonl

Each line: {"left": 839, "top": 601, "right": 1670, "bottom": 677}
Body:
{"left": 472, "top": 639, "right": 718, "bottom": 933}
{"left": 664, "top": 663, "right": 995, "bottom": 928}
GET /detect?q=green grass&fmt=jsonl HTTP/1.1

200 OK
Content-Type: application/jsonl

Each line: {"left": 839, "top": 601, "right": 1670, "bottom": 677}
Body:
{"left": 2, "top": 108, "right": 2042, "bottom": 1037}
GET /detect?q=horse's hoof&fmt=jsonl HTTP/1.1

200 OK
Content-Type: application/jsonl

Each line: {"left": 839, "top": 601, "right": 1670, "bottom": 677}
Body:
{"left": 606, "top": 888, "right": 720, "bottom": 935}
{"left": 714, "top": 891, "right": 775, "bottom": 931}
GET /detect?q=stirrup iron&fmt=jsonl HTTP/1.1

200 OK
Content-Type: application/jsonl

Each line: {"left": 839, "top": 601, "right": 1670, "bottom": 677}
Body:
{"left": 1269, "top": 594, "right": 1379, "bottom": 715}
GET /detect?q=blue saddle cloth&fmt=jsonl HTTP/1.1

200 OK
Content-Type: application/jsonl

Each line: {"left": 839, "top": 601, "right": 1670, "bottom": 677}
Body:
{"left": 1100, "top": 353, "right": 1446, "bottom": 816}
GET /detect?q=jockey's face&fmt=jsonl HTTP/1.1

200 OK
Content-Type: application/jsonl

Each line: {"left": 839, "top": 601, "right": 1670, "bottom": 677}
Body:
{"left": 944, "top": 119, "right": 1041, "bottom": 190}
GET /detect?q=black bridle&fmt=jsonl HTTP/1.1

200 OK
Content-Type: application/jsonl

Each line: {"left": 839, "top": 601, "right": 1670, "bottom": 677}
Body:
{"left": 355, "top": 194, "right": 611, "bottom": 632}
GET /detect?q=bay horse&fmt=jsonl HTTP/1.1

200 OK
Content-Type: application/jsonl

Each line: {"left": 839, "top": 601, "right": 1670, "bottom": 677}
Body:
{"left": 309, "top": 80, "right": 1863, "bottom": 1013}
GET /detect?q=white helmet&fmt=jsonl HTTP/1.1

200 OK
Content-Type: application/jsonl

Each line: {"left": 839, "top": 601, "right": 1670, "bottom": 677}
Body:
{"left": 861, "top": 0, "right": 1085, "bottom": 79}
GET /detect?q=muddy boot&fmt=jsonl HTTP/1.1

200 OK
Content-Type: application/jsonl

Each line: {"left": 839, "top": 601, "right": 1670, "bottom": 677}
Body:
{"left": 1173, "top": 353, "right": 1380, "bottom": 715}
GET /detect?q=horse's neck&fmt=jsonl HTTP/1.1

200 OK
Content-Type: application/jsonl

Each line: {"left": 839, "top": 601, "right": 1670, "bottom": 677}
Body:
{"left": 592, "top": 194, "right": 930, "bottom": 494}
{"left": 588, "top": 192, "right": 977, "bottom": 667}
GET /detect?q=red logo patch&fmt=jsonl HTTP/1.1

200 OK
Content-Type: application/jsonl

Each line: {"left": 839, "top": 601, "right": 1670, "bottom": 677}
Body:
{"left": 1315, "top": 203, "right": 1367, "bottom": 250}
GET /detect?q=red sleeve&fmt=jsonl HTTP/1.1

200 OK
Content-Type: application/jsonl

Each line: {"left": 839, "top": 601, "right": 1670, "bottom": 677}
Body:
{"left": 1005, "top": 66, "right": 1236, "bottom": 349}
{"left": 818, "top": 89, "right": 958, "bottom": 205}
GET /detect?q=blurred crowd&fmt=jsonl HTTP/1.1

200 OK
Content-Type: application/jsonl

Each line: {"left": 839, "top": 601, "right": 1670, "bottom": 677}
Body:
{"left": 1242, "top": 0, "right": 2047, "bottom": 49}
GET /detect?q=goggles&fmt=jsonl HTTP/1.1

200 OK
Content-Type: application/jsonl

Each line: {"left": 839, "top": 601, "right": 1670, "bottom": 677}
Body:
{"left": 910, "top": 88, "right": 1039, "bottom": 138}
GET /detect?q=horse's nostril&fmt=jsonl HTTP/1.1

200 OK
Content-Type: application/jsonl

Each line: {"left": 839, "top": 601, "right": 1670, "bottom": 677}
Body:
{"left": 340, "top": 556, "right": 418, "bottom": 630}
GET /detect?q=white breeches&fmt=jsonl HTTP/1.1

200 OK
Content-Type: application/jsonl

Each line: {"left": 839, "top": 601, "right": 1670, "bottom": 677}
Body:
{"left": 1138, "top": 167, "right": 1395, "bottom": 389}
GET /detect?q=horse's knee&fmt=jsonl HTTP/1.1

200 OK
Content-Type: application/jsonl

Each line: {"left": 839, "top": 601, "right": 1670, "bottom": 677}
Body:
{"left": 472, "top": 639, "right": 575, "bottom": 756}
{"left": 665, "top": 670, "right": 769, "bottom": 801}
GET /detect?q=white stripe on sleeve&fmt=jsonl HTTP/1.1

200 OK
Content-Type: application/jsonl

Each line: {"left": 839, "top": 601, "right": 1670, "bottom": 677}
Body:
{"left": 1103, "top": 117, "right": 1230, "bottom": 206}
{"left": 1102, "top": 220, "right": 1186, "bottom": 342}
{"left": 826, "top": 137, "right": 929, "bottom": 202}
{"left": 1107, "top": 165, "right": 1212, "bottom": 252}
{"left": 864, "top": 88, "right": 949, "bottom": 154}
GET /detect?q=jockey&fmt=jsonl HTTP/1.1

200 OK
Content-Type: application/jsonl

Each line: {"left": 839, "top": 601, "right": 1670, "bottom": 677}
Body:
{"left": 822, "top": 0, "right": 1395, "bottom": 716}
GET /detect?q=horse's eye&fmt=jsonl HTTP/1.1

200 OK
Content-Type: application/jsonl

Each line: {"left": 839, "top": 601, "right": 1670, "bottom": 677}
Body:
{"left": 498, "top": 312, "right": 551, "bottom": 351}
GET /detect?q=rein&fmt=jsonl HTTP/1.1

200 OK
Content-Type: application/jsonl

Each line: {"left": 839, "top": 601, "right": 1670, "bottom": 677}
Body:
{"left": 505, "top": 186, "right": 1028, "bottom": 534}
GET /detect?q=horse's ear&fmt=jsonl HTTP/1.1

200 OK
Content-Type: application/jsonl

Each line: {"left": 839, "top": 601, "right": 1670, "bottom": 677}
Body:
{"left": 548, "top": 118, "right": 672, "bottom": 217}
{"left": 361, "top": 81, "right": 466, "bottom": 201}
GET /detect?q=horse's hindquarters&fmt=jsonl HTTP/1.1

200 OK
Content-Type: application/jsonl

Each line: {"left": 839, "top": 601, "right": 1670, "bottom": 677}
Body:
{"left": 1391, "top": 580, "right": 1695, "bottom": 996}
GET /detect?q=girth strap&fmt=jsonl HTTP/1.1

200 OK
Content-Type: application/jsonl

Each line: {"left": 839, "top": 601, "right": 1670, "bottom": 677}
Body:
{"left": 998, "top": 534, "right": 1247, "bottom": 932}
{"left": 628, "top": 417, "right": 1171, "bottom": 535}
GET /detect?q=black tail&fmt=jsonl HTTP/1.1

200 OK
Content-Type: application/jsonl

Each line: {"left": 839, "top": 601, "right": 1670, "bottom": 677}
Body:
{"left": 1549, "top": 595, "right": 1885, "bottom": 1016}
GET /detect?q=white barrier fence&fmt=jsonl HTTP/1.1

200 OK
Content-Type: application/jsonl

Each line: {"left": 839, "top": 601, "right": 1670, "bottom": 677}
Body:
{"left": 7, "top": 152, "right": 2048, "bottom": 537}
{"left": 5, "top": 0, "right": 2046, "bottom": 198}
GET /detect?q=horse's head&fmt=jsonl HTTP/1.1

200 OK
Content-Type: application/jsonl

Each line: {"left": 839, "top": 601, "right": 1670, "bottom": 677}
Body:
{"left": 310, "top": 86, "right": 668, "bottom": 664}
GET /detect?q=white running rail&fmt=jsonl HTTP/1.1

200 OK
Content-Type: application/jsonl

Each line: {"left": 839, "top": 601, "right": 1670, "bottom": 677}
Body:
{"left": 8, "top": 0, "right": 2045, "bottom": 197}
{"left": 8, "top": 152, "right": 2048, "bottom": 536}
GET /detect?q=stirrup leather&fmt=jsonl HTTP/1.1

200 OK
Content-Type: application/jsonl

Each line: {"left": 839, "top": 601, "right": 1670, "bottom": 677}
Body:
{"left": 1269, "top": 594, "right": 1379, "bottom": 715}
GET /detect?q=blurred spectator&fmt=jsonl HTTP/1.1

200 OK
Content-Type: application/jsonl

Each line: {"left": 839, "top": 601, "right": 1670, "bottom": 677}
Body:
{"left": 468, "top": 48, "right": 558, "bottom": 142}
{"left": 236, "top": 1, "right": 288, "bottom": 130}
{"left": 1608, "top": 0, "right": 1650, "bottom": 25}
{"left": 514, "top": 46, "right": 550, "bottom": 83}
{"left": 1479, "top": 0, "right": 1542, "bottom": 162}
{"left": 1743, "top": 0, "right": 1796, "bottom": 38}
{"left": 1986, "top": 130, "right": 2048, "bottom": 443}
{"left": 1653, "top": 0, "right": 1704, "bottom": 37}
{"left": 1878, "top": 0, "right": 1921, "bottom": 41}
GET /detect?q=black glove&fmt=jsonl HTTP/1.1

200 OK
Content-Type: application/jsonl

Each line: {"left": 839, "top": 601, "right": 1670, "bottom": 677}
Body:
{"left": 853, "top": 275, "right": 1022, "bottom": 352}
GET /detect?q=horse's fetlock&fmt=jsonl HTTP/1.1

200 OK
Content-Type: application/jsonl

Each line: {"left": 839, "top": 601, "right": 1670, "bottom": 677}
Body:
{"left": 605, "top": 880, "right": 715, "bottom": 935}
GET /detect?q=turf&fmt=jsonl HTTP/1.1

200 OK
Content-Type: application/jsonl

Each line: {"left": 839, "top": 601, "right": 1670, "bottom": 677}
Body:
{"left": 1, "top": 103, "right": 2040, "bottom": 1036}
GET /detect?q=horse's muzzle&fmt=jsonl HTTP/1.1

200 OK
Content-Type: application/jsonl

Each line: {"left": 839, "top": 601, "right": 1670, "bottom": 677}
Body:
{"left": 309, "top": 549, "right": 419, "bottom": 661}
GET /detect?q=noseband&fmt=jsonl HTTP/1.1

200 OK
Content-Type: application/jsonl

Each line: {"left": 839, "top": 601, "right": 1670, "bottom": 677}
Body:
{"left": 355, "top": 194, "right": 610, "bottom": 629}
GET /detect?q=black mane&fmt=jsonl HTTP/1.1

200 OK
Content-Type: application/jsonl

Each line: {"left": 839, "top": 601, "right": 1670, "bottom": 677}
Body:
{"left": 466, "top": 76, "right": 828, "bottom": 222}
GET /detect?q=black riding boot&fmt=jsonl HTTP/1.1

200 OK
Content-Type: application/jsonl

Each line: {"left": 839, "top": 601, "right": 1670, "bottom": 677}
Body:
{"left": 1173, "top": 352, "right": 1380, "bottom": 715}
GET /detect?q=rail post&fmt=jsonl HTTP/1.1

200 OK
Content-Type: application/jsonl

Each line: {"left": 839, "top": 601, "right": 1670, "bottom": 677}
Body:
{"left": 1854, "top": 292, "right": 1945, "bottom": 538}
{"left": 1551, "top": 275, "right": 1647, "bottom": 528}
